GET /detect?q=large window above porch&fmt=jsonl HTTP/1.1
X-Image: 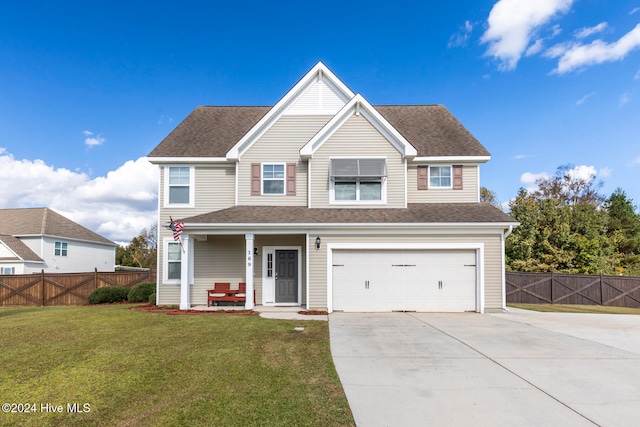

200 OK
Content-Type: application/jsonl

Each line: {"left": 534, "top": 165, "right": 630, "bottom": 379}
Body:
{"left": 330, "top": 158, "right": 387, "bottom": 202}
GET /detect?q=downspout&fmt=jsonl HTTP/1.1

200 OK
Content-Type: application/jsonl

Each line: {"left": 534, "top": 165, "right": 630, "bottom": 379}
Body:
{"left": 504, "top": 225, "right": 513, "bottom": 239}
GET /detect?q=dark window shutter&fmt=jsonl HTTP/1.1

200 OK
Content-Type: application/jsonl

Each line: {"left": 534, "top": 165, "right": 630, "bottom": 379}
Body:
{"left": 453, "top": 165, "right": 463, "bottom": 190}
{"left": 417, "top": 166, "right": 428, "bottom": 190}
{"left": 286, "top": 163, "right": 296, "bottom": 196}
{"left": 251, "top": 163, "right": 261, "bottom": 196}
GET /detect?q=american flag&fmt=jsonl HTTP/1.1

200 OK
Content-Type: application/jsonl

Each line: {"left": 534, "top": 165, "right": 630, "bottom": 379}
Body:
{"left": 169, "top": 217, "right": 184, "bottom": 241}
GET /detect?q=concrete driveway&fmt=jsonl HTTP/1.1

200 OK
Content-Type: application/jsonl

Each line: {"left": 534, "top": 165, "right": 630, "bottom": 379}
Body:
{"left": 329, "top": 309, "right": 640, "bottom": 427}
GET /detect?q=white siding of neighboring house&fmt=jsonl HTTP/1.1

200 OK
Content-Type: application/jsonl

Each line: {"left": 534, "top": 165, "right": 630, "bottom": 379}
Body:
{"left": 407, "top": 164, "right": 480, "bottom": 203}
{"left": 310, "top": 115, "right": 406, "bottom": 208}
{"left": 19, "top": 236, "right": 115, "bottom": 273}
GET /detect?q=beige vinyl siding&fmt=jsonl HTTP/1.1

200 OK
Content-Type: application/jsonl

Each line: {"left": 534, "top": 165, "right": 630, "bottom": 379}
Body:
{"left": 160, "top": 165, "right": 236, "bottom": 218}
{"left": 310, "top": 115, "right": 406, "bottom": 208}
{"left": 190, "top": 235, "right": 245, "bottom": 306}
{"left": 157, "top": 231, "right": 180, "bottom": 305}
{"left": 238, "top": 115, "right": 332, "bottom": 206}
{"left": 306, "top": 232, "right": 504, "bottom": 311}
{"left": 408, "top": 164, "right": 479, "bottom": 203}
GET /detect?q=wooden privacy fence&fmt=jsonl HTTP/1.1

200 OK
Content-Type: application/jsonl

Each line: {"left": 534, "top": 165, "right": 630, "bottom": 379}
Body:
{"left": 0, "top": 269, "right": 156, "bottom": 307}
{"left": 506, "top": 271, "right": 640, "bottom": 308}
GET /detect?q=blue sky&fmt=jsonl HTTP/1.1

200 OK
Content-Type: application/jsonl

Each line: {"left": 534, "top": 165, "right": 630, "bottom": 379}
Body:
{"left": 1, "top": 0, "right": 639, "bottom": 243}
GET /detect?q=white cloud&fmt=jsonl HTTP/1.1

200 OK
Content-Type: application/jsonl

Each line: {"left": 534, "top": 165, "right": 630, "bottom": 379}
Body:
{"left": 635, "top": 68, "right": 640, "bottom": 79}
{"left": 84, "top": 130, "right": 106, "bottom": 147}
{"left": 520, "top": 171, "right": 550, "bottom": 192}
{"left": 549, "top": 23, "right": 640, "bottom": 74}
{"left": 514, "top": 154, "right": 534, "bottom": 159}
{"left": 575, "top": 22, "right": 609, "bottom": 39}
{"left": 631, "top": 7, "right": 640, "bottom": 15}
{"left": 481, "top": 0, "right": 574, "bottom": 70}
{"left": 599, "top": 167, "right": 612, "bottom": 178}
{"left": 526, "top": 39, "right": 545, "bottom": 56}
{"left": 629, "top": 156, "right": 640, "bottom": 166}
{"left": 567, "top": 165, "right": 597, "bottom": 181}
{"left": 576, "top": 92, "right": 596, "bottom": 105}
{"left": 0, "top": 149, "right": 158, "bottom": 243}
{"left": 620, "top": 92, "right": 632, "bottom": 106}
{"left": 449, "top": 20, "right": 474, "bottom": 48}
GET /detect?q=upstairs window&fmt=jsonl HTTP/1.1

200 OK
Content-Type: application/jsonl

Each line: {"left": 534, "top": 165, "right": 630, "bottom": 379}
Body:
{"left": 262, "top": 164, "right": 285, "bottom": 195}
{"left": 167, "top": 166, "right": 192, "bottom": 205}
{"left": 54, "top": 241, "right": 68, "bottom": 257}
{"left": 330, "top": 158, "right": 386, "bottom": 202}
{"left": 429, "top": 166, "right": 451, "bottom": 188}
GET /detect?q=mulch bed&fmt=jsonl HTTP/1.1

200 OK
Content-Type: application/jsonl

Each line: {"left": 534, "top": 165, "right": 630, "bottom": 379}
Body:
{"left": 298, "top": 310, "right": 329, "bottom": 315}
{"left": 132, "top": 304, "right": 258, "bottom": 315}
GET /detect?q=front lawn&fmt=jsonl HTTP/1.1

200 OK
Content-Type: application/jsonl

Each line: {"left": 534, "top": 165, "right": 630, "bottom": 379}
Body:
{"left": 508, "top": 303, "right": 640, "bottom": 314}
{"left": 0, "top": 305, "right": 354, "bottom": 427}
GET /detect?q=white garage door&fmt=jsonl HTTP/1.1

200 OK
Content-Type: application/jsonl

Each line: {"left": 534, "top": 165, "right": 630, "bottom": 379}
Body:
{"left": 332, "top": 249, "right": 477, "bottom": 312}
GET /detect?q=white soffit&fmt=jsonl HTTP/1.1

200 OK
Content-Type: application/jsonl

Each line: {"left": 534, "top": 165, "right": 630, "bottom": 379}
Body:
{"left": 226, "top": 62, "right": 355, "bottom": 160}
{"left": 300, "top": 94, "right": 418, "bottom": 159}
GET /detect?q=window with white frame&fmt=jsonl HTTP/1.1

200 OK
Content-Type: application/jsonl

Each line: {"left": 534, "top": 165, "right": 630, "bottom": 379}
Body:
{"left": 429, "top": 165, "right": 452, "bottom": 188}
{"left": 166, "top": 241, "right": 182, "bottom": 282}
{"left": 167, "top": 166, "right": 192, "bottom": 205}
{"left": 54, "top": 241, "right": 68, "bottom": 257}
{"left": 1, "top": 267, "right": 15, "bottom": 275}
{"left": 262, "top": 163, "right": 285, "bottom": 195}
{"left": 330, "top": 158, "right": 386, "bottom": 202}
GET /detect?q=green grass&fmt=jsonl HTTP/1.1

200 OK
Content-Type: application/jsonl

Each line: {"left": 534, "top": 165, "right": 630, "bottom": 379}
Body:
{"left": 509, "top": 303, "right": 640, "bottom": 315}
{"left": 0, "top": 305, "right": 354, "bottom": 427}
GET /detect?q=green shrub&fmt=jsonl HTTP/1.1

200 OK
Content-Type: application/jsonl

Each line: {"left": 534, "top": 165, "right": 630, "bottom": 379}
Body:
{"left": 88, "top": 286, "right": 130, "bottom": 304}
{"left": 148, "top": 292, "right": 156, "bottom": 305}
{"left": 127, "top": 282, "right": 156, "bottom": 303}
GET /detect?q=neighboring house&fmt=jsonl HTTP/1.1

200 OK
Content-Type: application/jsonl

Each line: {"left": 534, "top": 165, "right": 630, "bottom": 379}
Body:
{"left": 0, "top": 208, "right": 116, "bottom": 274}
{"left": 148, "top": 62, "right": 518, "bottom": 312}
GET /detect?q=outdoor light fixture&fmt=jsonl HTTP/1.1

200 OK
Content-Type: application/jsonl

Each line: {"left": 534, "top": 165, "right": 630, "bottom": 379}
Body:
{"left": 315, "top": 236, "right": 321, "bottom": 250}
{"left": 254, "top": 248, "right": 258, "bottom": 256}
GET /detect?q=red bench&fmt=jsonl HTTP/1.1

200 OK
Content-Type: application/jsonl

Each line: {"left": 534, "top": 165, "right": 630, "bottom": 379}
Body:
{"left": 207, "top": 282, "right": 250, "bottom": 306}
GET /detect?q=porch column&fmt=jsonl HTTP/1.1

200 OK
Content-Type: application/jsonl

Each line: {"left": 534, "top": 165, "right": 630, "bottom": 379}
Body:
{"left": 179, "top": 234, "right": 191, "bottom": 310}
{"left": 245, "top": 233, "right": 255, "bottom": 310}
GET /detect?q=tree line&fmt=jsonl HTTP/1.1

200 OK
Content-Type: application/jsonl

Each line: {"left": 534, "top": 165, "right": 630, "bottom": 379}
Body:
{"left": 495, "top": 165, "right": 640, "bottom": 276}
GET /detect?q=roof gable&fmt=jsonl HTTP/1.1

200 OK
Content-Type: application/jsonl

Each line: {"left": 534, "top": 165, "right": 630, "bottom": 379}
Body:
{"left": 0, "top": 208, "right": 115, "bottom": 246}
{"left": 226, "top": 62, "right": 355, "bottom": 160}
{"left": 300, "top": 94, "right": 418, "bottom": 159}
{"left": 0, "top": 234, "right": 44, "bottom": 262}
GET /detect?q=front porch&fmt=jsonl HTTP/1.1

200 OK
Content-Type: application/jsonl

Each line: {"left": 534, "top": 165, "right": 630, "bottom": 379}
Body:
{"left": 172, "top": 232, "right": 309, "bottom": 310}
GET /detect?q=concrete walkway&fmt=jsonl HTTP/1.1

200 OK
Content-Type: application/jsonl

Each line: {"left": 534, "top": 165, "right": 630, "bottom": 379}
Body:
{"left": 329, "top": 311, "right": 640, "bottom": 427}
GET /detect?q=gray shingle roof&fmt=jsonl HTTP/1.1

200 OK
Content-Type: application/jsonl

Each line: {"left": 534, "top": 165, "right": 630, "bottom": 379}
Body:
{"left": 0, "top": 208, "right": 115, "bottom": 246}
{"left": 148, "top": 105, "right": 489, "bottom": 158}
{"left": 178, "top": 204, "right": 516, "bottom": 225}
{"left": 0, "top": 234, "right": 43, "bottom": 261}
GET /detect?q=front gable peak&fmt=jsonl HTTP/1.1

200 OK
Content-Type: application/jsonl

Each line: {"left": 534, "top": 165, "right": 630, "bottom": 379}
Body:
{"left": 300, "top": 94, "right": 418, "bottom": 160}
{"left": 226, "top": 62, "right": 355, "bottom": 160}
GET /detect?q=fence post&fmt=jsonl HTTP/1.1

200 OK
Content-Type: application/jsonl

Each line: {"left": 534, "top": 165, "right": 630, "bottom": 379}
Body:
{"left": 41, "top": 269, "right": 45, "bottom": 307}
{"left": 95, "top": 268, "right": 98, "bottom": 291}
{"left": 550, "top": 270, "right": 554, "bottom": 304}
{"left": 600, "top": 271, "right": 604, "bottom": 305}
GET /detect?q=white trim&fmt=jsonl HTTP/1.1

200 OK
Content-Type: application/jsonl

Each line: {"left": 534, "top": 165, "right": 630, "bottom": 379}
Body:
{"left": 326, "top": 242, "right": 485, "bottom": 313}
{"left": 235, "top": 161, "right": 239, "bottom": 206}
{"left": 163, "top": 165, "right": 195, "bottom": 208}
{"left": 308, "top": 158, "right": 312, "bottom": 208}
{"left": 162, "top": 237, "right": 182, "bottom": 285}
{"left": 245, "top": 234, "right": 255, "bottom": 309}
{"left": 148, "top": 157, "right": 230, "bottom": 164}
{"left": 300, "top": 94, "right": 418, "bottom": 159}
{"left": 179, "top": 234, "right": 191, "bottom": 310}
{"left": 182, "top": 223, "right": 517, "bottom": 233}
{"left": 404, "top": 157, "right": 408, "bottom": 208}
{"left": 305, "top": 233, "right": 310, "bottom": 310}
{"left": 227, "top": 62, "right": 355, "bottom": 160}
{"left": 261, "top": 245, "right": 303, "bottom": 307}
{"left": 413, "top": 156, "right": 491, "bottom": 163}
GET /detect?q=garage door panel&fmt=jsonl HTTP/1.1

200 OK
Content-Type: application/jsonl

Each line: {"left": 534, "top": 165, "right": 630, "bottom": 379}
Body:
{"left": 332, "top": 249, "right": 477, "bottom": 312}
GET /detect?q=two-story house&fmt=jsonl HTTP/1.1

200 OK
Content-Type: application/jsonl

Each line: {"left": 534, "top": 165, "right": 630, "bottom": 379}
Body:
{"left": 0, "top": 207, "right": 116, "bottom": 274}
{"left": 148, "top": 62, "right": 517, "bottom": 312}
